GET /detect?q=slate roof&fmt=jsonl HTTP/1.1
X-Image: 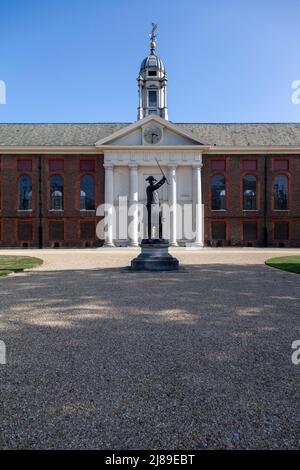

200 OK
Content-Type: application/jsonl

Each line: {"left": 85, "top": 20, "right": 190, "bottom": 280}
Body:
{"left": 1, "top": 122, "right": 300, "bottom": 147}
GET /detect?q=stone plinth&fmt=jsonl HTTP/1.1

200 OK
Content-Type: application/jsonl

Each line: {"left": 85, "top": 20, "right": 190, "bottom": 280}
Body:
{"left": 130, "top": 239, "right": 180, "bottom": 271}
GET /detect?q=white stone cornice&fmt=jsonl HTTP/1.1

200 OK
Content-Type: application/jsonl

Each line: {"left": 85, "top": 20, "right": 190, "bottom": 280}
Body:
{"left": 103, "top": 150, "right": 204, "bottom": 167}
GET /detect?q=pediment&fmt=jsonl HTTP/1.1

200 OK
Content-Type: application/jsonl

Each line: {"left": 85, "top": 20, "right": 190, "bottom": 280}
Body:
{"left": 95, "top": 115, "right": 207, "bottom": 147}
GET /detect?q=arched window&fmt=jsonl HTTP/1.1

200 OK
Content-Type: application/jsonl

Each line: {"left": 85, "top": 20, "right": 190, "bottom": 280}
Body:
{"left": 81, "top": 175, "right": 95, "bottom": 210}
{"left": 50, "top": 175, "right": 63, "bottom": 210}
{"left": 274, "top": 175, "right": 288, "bottom": 210}
{"left": 243, "top": 175, "right": 257, "bottom": 210}
{"left": 211, "top": 175, "right": 226, "bottom": 210}
{"left": 18, "top": 175, "right": 32, "bottom": 210}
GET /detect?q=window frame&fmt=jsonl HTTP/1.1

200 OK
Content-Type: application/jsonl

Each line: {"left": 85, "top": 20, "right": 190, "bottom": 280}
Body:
{"left": 241, "top": 220, "right": 258, "bottom": 242}
{"left": 17, "top": 159, "right": 33, "bottom": 172}
{"left": 17, "top": 174, "right": 33, "bottom": 211}
{"left": 148, "top": 89, "right": 158, "bottom": 108}
{"left": 80, "top": 174, "right": 95, "bottom": 211}
{"left": 272, "top": 220, "right": 290, "bottom": 241}
{"left": 209, "top": 219, "right": 228, "bottom": 241}
{"left": 242, "top": 174, "right": 258, "bottom": 211}
{"left": 48, "top": 219, "right": 65, "bottom": 241}
{"left": 78, "top": 219, "right": 96, "bottom": 241}
{"left": 17, "top": 220, "right": 34, "bottom": 242}
{"left": 273, "top": 173, "right": 289, "bottom": 211}
{"left": 210, "top": 173, "right": 227, "bottom": 211}
{"left": 49, "top": 174, "right": 64, "bottom": 211}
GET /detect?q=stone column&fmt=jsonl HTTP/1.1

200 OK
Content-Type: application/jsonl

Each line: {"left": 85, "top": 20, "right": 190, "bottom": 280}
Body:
{"left": 104, "top": 163, "right": 114, "bottom": 247}
{"left": 129, "top": 164, "right": 139, "bottom": 246}
{"left": 193, "top": 163, "right": 204, "bottom": 247}
{"left": 168, "top": 164, "right": 178, "bottom": 246}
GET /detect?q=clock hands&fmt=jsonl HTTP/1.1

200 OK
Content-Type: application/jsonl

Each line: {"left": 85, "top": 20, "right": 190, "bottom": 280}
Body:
{"left": 144, "top": 126, "right": 161, "bottom": 144}
{"left": 151, "top": 132, "right": 159, "bottom": 143}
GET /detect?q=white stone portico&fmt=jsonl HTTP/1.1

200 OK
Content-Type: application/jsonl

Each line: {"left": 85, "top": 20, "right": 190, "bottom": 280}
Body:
{"left": 96, "top": 115, "right": 208, "bottom": 247}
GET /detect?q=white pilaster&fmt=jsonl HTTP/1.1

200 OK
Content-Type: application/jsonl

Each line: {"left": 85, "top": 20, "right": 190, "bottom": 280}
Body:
{"left": 193, "top": 163, "right": 204, "bottom": 247}
{"left": 169, "top": 164, "right": 178, "bottom": 246}
{"left": 104, "top": 163, "right": 114, "bottom": 247}
{"left": 129, "top": 164, "right": 139, "bottom": 246}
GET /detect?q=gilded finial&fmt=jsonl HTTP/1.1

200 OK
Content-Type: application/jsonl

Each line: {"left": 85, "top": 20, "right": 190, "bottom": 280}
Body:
{"left": 149, "top": 22, "right": 157, "bottom": 53}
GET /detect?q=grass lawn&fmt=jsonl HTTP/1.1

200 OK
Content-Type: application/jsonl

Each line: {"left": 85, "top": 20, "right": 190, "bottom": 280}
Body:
{"left": 265, "top": 256, "right": 300, "bottom": 274}
{"left": 0, "top": 255, "right": 43, "bottom": 277}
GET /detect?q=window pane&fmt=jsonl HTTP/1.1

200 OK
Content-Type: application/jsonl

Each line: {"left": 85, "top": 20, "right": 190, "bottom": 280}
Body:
{"left": 18, "top": 222, "right": 33, "bottom": 241}
{"left": 243, "top": 175, "right": 257, "bottom": 210}
{"left": 274, "top": 175, "right": 288, "bottom": 210}
{"left": 148, "top": 90, "right": 157, "bottom": 107}
{"left": 18, "top": 175, "right": 32, "bottom": 210}
{"left": 274, "top": 222, "right": 289, "bottom": 240}
{"left": 50, "top": 175, "right": 63, "bottom": 210}
{"left": 243, "top": 160, "right": 257, "bottom": 171}
{"left": 274, "top": 160, "right": 288, "bottom": 171}
{"left": 18, "top": 160, "right": 32, "bottom": 171}
{"left": 80, "top": 160, "right": 95, "bottom": 172}
{"left": 80, "top": 221, "right": 95, "bottom": 240}
{"left": 211, "top": 175, "right": 226, "bottom": 210}
{"left": 211, "top": 222, "right": 226, "bottom": 240}
{"left": 49, "top": 221, "right": 64, "bottom": 240}
{"left": 49, "top": 160, "right": 64, "bottom": 171}
{"left": 243, "top": 222, "right": 257, "bottom": 241}
{"left": 81, "top": 175, "right": 95, "bottom": 210}
{"left": 211, "top": 160, "right": 225, "bottom": 171}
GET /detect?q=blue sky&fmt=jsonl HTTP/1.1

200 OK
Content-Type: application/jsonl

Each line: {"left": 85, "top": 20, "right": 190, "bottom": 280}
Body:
{"left": 0, "top": 0, "right": 300, "bottom": 123}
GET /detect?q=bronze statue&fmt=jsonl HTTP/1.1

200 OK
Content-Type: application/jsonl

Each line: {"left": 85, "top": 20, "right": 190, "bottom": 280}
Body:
{"left": 146, "top": 175, "right": 166, "bottom": 239}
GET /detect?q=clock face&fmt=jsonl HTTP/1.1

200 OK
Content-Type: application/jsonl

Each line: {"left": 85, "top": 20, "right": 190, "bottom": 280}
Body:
{"left": 143, "top": 125, "right": 162, "bottom": 144}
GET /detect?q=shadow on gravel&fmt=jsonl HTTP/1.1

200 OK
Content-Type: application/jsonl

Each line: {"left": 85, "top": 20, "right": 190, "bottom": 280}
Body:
{"left": 0, "top": 264, "right": 300, "bottom": 449}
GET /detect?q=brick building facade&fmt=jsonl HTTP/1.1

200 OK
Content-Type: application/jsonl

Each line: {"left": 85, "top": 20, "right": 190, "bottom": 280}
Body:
{"left": 1, "top": 35, "right": 300, "bottom": 248}
{"left": 0, "top": 134, "right": 300, "bottom": 248}
{"left": 203, "top": 153, "right": 300, "bottom": 247}
{"left": 0, "top": 152, "right": 105, "bottom": 248}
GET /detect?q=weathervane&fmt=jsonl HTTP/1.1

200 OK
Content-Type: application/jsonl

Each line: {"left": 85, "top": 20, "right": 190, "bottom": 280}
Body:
{"left": 149, "top": 22, "right": 157, "bottom": 53}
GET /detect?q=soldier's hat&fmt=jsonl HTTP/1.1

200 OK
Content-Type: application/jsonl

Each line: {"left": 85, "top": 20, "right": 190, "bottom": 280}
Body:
{"left": 146, "top": 176, "right": 157, "bottom": 182}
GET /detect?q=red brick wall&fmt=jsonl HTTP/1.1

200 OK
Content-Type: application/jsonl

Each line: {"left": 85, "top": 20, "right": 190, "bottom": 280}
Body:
{"left": 0, "top": 154, "right": 104, "bottom": 248}
{"left": 202, "top": 154, "right": 300, "bottom": 247}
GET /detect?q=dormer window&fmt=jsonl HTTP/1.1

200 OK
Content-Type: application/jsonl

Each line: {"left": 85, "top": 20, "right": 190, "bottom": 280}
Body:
{"left": 148, "top": 70, "right": 157, "bottom": 76}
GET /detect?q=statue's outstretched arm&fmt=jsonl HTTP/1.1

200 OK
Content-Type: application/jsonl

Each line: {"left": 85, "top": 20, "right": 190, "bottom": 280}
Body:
{"left": 152, "top": 176, "right": 166, "bottom": 190}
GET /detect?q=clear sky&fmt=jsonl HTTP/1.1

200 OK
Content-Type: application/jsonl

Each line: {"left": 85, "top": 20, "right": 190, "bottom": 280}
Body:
{"left": 0, "top": 0, "right": 300, "bottom": 123}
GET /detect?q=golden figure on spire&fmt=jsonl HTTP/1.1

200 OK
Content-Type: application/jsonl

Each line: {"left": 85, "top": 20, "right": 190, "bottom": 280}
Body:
{"left": 149, "top": 22, "right": 157, "bottom": 52}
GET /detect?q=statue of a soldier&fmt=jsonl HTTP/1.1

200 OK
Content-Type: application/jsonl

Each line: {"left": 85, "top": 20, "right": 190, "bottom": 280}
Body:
{"left": 145, "top": 175, "right": 166, "bottom": 240}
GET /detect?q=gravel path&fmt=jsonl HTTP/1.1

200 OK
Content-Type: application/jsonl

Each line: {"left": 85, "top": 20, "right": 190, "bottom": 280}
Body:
{"left": 0, "top": 248, "right": 300, "bottom": 449}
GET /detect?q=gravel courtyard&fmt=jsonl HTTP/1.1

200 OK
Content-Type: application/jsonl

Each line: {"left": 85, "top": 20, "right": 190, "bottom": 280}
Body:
{"left": 0, "top": 248, "right": 300, "bottom": 449}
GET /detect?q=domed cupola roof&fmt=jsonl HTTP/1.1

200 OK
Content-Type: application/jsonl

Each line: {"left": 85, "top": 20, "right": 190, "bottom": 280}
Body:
{"left": 137, "top": 23, "right": 169, "bottom": 121}
{"left": 140, "top": 53, "right": 165, "bottom": 73}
